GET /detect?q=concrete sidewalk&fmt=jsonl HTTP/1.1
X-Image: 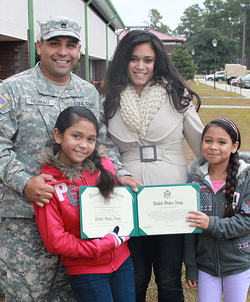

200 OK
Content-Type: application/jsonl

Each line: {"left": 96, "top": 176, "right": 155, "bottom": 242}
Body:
{"left": 198, "top": 79, "right": 250, "bottom": 99}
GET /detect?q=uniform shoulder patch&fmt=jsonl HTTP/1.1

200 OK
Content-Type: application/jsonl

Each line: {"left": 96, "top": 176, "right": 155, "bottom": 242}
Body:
{"left": 0, "top": 95, "right": 7, "bottom": 109}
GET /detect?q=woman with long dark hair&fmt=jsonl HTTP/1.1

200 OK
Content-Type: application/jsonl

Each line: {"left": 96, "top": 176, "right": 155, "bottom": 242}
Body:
{"left": 102, "top": 30, "right": 204, "bottom": 301}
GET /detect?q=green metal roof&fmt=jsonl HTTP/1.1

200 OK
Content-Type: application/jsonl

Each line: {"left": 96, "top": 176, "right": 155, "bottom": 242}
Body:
{"left": 90, "top": 0, "right": 125, "bottom": 29}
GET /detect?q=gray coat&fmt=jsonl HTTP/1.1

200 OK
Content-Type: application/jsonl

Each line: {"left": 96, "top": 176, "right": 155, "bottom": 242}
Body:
{"left": 108, "top": 96, "right": 204, "bottom": 186}
{"left": 185, "top": 152, "right": 250, "bottom": 279}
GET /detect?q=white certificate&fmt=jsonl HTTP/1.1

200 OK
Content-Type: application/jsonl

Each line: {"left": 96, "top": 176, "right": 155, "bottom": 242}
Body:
{"left": 79, "top": 183, "right": 201, "bottom": 238}
{"left": 80, "top": 186, "right": 135, "bottom": 238}
{"left": 137, "top": 184, "right": 200, "bottom": 235}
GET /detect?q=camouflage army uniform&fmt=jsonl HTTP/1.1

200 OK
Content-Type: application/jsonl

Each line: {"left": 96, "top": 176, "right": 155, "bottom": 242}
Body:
{"left": 0, "top": 63, "right": 129, "bottom": 301}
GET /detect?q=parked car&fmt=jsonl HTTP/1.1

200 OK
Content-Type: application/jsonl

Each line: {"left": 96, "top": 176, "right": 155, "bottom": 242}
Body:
{"left": 231, "top": 77, "right": 242, "bottom": 86}
{"left": 237, "top": 74, "right": 250, "bottom": 88}
{"left": 225, "top": 63, "right": 247, "bottom": 85}
{"left": 205, "top": 71, "right": 225, "bottom": 81}
{"left": 230, "top": 78, "right": 238, "bottom": 86}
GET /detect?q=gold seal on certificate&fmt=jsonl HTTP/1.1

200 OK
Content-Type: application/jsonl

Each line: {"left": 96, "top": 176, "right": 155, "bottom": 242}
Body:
{"left": 79, "top": 184, "right": 201, "bottom": 239}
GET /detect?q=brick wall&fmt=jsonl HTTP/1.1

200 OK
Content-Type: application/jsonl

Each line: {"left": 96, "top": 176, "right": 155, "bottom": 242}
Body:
{"left": 94, "top": 60, "right": 106, "bottom": 81}
{"left": 164, "top": 44, "right": 176, "bottom": 53}
{"left": 76, "top": 57, "right": 106, "bottom": 84}
{"left": 0, "top": 41, "right": 30, "bottom": 80}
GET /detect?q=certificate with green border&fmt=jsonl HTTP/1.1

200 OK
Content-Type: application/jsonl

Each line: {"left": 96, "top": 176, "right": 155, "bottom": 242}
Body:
{"left": 79, "top": 183, "right": 201, "bottom": 239}
{"left": 79, "top": 186, "right": 135, "bottom": 239}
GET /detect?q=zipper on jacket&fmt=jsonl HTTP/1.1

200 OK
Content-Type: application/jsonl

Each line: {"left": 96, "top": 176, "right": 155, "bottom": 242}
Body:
{"left": 79, "top": 171, "right": 89, "bottom": 186}
{"left": 213, "top": 191, "right": 220, "bottom": 276}
{"left": 204, "top": 179, "right": 221, "bottom": 276}
{"left": 213, "top": 188, "right": 227, "bottom": 277}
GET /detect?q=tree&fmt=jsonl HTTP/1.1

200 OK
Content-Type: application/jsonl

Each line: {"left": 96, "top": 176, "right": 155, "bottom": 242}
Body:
{"left": 156, "top": 23, "right": 172, "bottom": 35}
{"left": 189, "top": 28, "right": 235, "bottom": 73}
{"left": 174, "top": 0, "right": 248, "bottom": 68}
{"left": 72, "top": 62, "right": 81, "bottom": 75}
{"left": 175, "top": 4, "right": 204, "bottom": 42}
{"left": 224, "top": 0, "right": 242, "bottom": 39}
{"left": 240, "top": 1, "right": 250, "bottom": 65}
{"left": 72, "top": 52, "right": 83, "bottom": 75}
{"left": 203, "top": 0, "right": 226, "bottom": 30}
{"left": 171, "top": 44, "right": 197, "bottom": 80}
{"left": 147, "top": 9, "right": 172, "bottom": 34}
{"left": 148, "top": 9, "right": 162, "bottom": 29}
{"left": 146, "top": 2, "right": 250, "bottom": 68}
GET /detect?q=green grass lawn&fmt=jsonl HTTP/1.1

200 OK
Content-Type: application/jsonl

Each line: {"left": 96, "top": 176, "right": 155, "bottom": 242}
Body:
{"left": 145, "top": 83, "right": 250, "bottom": 301}
{"left": 192, "top": 82, "right": 250, "bottom": 152}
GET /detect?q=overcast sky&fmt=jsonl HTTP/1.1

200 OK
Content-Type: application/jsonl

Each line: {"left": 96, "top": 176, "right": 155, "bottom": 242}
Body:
{"left": 111, "top": 0, "right": 205, "bottom": 31}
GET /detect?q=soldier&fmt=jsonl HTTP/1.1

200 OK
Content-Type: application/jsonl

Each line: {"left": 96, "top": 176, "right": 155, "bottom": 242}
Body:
{"left": 0, "top": 16, "right": 139, "bottom": 302}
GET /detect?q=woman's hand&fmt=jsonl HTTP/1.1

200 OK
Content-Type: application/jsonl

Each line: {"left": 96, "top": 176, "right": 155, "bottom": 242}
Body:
{"left": 119, "top": 176, "right": 143, "bottom": 192}
{"left": 186, "top": 210, "right": 210, "bottom": 230}
{"left": 186, "top": 279, "right": 198, "bottom": 288}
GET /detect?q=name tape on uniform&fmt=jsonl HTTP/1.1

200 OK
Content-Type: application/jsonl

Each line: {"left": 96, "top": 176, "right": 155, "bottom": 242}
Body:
{"left": 26, "top": 99, "right": 55, "bottom": 106}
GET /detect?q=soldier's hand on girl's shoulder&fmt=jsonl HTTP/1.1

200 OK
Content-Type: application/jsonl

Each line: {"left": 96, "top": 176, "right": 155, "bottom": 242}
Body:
{"left": 23, "top": 174, "right": 56, "bottom": 207}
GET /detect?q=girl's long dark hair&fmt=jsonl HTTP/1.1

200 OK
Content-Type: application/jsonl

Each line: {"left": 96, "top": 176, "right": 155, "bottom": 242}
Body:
{"left": 102, "top": 30, "right": 201, "bottom": 122}
{"left": 54, "top": 106, "right": 116, "bottom": 199}
{"left": 202, "top": 119, "right": 241, "bottom": 218}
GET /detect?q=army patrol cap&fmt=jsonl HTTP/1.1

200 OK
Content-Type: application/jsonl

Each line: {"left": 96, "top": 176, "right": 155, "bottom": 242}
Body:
{"left": 40, "top": 17, "right": 81, "bottom": 41}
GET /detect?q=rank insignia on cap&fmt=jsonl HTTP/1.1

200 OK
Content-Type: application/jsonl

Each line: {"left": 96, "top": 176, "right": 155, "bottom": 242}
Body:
{"left": 0, "top": 95, "right": 7, "bottom": 109}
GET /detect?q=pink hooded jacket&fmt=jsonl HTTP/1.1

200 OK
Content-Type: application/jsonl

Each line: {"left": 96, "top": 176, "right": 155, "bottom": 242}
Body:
{"left": 34, "top": 147, "right": 130, "bottom": 275}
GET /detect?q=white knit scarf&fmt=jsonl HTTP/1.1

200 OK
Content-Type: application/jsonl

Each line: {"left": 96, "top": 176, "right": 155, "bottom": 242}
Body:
{"left": 120, "top": 82, "right": 167, "bottom": 139}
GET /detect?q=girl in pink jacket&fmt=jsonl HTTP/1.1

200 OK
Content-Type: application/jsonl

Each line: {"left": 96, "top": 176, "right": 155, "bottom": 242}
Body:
{"left": 34, "top": 106, "right": 135, "bottom": 302}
